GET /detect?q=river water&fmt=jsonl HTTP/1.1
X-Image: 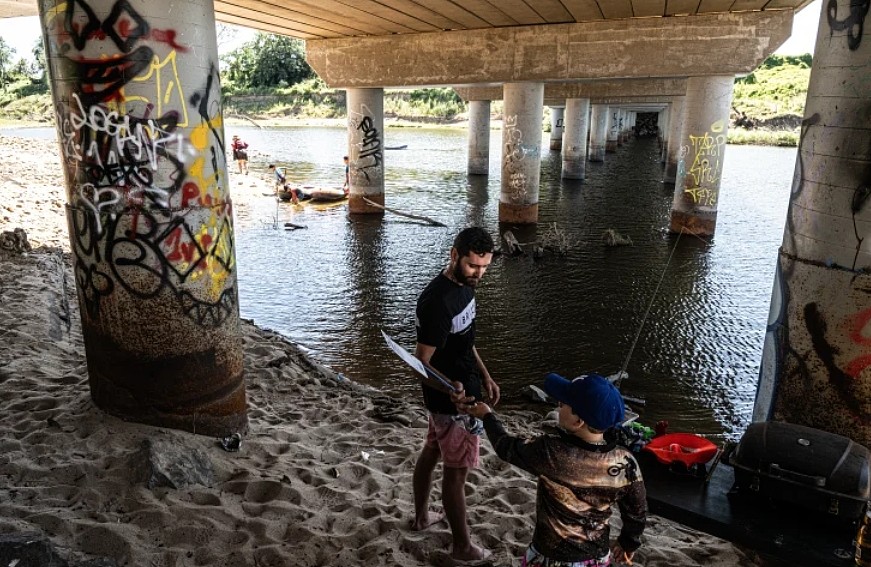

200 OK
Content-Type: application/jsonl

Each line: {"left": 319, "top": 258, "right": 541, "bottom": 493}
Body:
{"left": 3, "top": 124, "right": 795, "bottom": 439}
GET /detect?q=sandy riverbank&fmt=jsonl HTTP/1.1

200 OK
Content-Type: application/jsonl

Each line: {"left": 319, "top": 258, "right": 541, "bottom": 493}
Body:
{"left": 0, "top": 133, "right": 779, "bottom": 566}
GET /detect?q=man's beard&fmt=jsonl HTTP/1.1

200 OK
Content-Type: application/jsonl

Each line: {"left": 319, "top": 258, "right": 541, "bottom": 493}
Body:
{"left": 453, "top": 262, "right": 479, "bottom": 287}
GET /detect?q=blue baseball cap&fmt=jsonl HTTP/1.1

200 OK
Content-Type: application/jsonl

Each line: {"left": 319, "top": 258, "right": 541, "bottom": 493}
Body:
{"left": 544, "top": 372, "right": 625, "bottom": 431}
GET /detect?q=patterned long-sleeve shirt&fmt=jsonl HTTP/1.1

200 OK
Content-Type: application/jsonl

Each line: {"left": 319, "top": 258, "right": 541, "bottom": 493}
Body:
{"left": 482, "top": 413, "right": 647, "bottom": 562}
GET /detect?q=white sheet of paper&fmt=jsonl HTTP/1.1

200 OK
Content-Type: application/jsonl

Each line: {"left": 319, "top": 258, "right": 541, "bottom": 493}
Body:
{"left": 381, "top": 330, "right": 428, "bottom": 377}
{"left": 380, "top": 330, "right": 456, "bottom": 392}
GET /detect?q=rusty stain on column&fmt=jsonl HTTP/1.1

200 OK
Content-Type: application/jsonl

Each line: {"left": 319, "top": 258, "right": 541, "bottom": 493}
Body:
{"left": 755, "top": 0, "right": 871, "bottom": 446}
{"left": 347, "top": 88, "right": 385, "bottom": 214}
{"left": 39, "top": 0, "right": 247, "bottom": 435}
{"left": 669, "top": 76, "right": 734, "bottom": 236}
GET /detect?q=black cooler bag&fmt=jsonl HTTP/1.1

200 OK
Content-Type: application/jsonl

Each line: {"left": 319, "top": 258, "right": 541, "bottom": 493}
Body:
{"left": 729, "top": 421, "right": 871, "bottom": 521}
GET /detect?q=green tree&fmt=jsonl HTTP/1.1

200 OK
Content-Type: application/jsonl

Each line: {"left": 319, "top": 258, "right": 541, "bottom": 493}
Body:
{"left": 0, "top": 37, "right": 15, "bottom": 91}
{"left": 222, "top": 33, "right": 313, "bottom": 89}
{"left": 32, "top": 38, "right": 47, "bottom": 85}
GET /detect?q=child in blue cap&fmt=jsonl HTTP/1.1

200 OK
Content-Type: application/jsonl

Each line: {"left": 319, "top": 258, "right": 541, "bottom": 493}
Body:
{"left": 453, "top": 372, "right": 647, "bottom": 566}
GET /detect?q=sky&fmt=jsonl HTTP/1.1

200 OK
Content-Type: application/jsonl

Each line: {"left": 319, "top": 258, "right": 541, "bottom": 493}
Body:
{"left": 0, "top": 1, "right": 821, "bottom": 64}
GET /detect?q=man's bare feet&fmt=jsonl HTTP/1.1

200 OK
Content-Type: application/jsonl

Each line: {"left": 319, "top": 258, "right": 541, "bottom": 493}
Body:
{"left": 410, "top": 510, "right": 445, "bottom": 531}
{"left": 451, "top": 543, "right": 492, "bottom": 565}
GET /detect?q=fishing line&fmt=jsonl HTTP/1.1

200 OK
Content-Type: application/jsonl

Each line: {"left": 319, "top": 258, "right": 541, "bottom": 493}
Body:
{"left": 615, "top": 229, "right": 685, "bottom": 389}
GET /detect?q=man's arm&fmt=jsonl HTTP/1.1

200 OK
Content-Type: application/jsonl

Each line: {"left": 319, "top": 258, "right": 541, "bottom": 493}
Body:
{"left": 414, "top": 342, "right": 455, "bottom": 394}
{"left": 472, "top": 346, "right": 500, "bottom": 406}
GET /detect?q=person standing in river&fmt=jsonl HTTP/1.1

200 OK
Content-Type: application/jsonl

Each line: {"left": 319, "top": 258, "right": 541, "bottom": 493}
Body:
{"left": 231, "top": 135, "right": 249, "bottom": 175}
{"left": 411, "top": 226, "right": 500, "bottom": 565}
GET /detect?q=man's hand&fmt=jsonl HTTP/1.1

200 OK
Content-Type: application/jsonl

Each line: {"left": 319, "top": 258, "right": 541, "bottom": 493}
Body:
{"left": 484, "top": 377, "right": 500, "bottom": 407}
{"left": 449, "top": 382, "right": 474, "bottom": 406}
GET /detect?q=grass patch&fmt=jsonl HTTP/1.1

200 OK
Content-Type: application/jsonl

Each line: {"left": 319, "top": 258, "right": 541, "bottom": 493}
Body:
{"left": 727, "top": 127, "right": 798, "bottom": 147}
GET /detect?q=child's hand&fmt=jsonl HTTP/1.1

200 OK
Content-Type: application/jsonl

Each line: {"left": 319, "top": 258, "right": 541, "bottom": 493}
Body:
{"left": 610, "top": 543, "right": 634, "bottom": 565}
{"left": 460, "top": 401, "right": 492, "bottom": 419}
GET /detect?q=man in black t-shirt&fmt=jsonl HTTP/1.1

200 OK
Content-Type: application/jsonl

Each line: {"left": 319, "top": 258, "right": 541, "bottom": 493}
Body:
{"left": 411, "top": 227, "right": 499, "bottom": 564}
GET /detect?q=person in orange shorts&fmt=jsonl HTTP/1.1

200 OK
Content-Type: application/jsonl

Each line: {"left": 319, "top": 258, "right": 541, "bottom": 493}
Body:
{"left": 411, "top": 227, "right": 499, "bottom": 565}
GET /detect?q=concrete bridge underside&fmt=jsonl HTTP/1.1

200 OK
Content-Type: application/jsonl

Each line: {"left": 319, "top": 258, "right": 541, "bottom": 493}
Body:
{"left": 1, "top": 0, "right": 815, "bottom": 41}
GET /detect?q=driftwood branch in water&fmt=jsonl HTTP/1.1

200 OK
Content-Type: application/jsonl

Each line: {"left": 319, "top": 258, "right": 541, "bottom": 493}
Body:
{"left": 228, "top": 114, "right": 263, "bottom": 129}
{"left": 361, "top": 197, "right": 446, "bottom": 227}
{"left": 502, "top": 230, "right": 524, "bottom": 255}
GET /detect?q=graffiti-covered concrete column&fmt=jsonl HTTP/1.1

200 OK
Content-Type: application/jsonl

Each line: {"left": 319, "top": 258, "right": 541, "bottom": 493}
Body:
{"left": 500, "top": 82, "right": 543, "bottom": 224}
{"left": 669, "top": 76, "right": 733, "bottom": 235}
{"left": 664, "top": 97, "right": 685, "bottom": 183}
{"left": 468, "top": 100, "right": 490, "bottom": 175}
{"left": 347, "top": 88, "right": 385, "bottom": 214}
{"left": 549, "top": 106, "right": 564, "bottom": 151}
{"left": 754, "top": 0, "right": 871, "bottom": 446}
{"left": 589, "top": 104, "right": 608, "bottom": 162}
{"left": 562, "top": 98, "right": 590, "bottom": 180}
{"left": 39, "top": 0, "right": 246, "bottom": 435}
{"left": 606, "top": 108, "right": 619, "bottom": 152}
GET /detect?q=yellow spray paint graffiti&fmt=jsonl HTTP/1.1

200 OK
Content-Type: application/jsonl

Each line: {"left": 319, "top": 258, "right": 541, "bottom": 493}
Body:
{"left": 683, "top": 120, "right": 727, "bottom": 207}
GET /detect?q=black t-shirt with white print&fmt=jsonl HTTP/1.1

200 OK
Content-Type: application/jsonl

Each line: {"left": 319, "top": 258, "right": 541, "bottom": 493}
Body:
{"left": 415, "top": 272, "right": 482, "bottom": 415}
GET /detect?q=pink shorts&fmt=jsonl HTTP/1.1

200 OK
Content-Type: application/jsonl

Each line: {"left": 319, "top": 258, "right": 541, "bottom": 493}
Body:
{"left": 424, "top": 414, "right": 480, "bottom": 469}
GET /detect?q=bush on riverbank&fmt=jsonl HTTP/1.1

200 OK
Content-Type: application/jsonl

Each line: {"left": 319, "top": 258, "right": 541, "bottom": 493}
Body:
{"left": 224, "top": 79, "right": 467, "bottom": 121}
{"left": 727, "top": 127, "right": 798, "bottom": 146}
{"left": 0, "top": 77, "right": 52, "bottom": 123}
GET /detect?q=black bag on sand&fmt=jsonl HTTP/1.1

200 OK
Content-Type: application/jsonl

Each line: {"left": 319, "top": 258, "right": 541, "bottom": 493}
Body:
{"left": 728, "top": 421, "right": 871, "bottom": 522}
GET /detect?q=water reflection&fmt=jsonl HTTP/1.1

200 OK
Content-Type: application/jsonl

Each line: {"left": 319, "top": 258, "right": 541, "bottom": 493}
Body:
{"left": 1, "top": 125, "right": 794, "bottom": 439}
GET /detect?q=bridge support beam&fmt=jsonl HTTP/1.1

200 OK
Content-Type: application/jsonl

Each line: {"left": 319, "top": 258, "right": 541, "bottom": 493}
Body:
{"left": 347, "top": 88, "right": 385, "bottom": 214}
{"left": 549, "top": 106, "right": 564, "bottom": 151}
{"left": 468, "top": 100, "right": 491, "bottom": 175}
{"left": 754, "top": 0, "right": 871, "bottom": 447}
{"left": 39, "top": 0, "right": 247, "bottom": 435}
{"left": 589, "top": 105, "right": 608, "bottom": 162}
{"left": 664, "top": 97, "right": 686, "bottom": 183}
{"left": 562, "top": 98, "right": 590, "bottom": 180}
{"left": 669, "top": 76, "right": 734, "bottom": 236}
{"left": 499, "top": 82, "right": 543, "bottom": 224}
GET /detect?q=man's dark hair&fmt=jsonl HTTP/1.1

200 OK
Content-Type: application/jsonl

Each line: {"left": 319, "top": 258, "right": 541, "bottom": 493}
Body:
{"left": 268, "top": 164, "right": 275, "bottom": 169}
{"left": 453, "top": 227, "right": 494, "bottom": 258}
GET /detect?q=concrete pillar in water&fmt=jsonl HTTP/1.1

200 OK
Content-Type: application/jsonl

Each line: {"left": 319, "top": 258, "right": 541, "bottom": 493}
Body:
{"left": 754, "top": 0, "right": 871, "bottom": 446}
{"left": 39, "top": 0, "right": 246, "bottom": 435}
{"left": 347, "top": 88, "right": 385, "bottom": 214}
{"left": 669, "top": 76, "right": 733, "bottom": 236}
{"left": 618, "top": 110, "right": 628, "bottom": 144}
{"left": 468, "top": 100, "right": 491, "bottom": 175}
{"left": 606, "top": 108, "right": 619, "bottom": 152}
{"left": 589, "top": 105, "right": 608, "bottom": 162}
{"left": 500, "top": 82, "right": 543, "bottom": 224}
{"left": 549, "top": 106, "right": 565, "bottom": 151}
{"left": 562, "top": 98, "right": 590, "bottom": 180}
{"left": 659, "top": 107, "right": 670, "bottom": 163}
{"left": 664, "top": 96, "right": 686, "bottom": 183}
